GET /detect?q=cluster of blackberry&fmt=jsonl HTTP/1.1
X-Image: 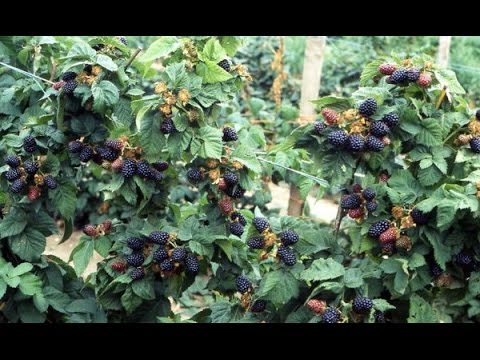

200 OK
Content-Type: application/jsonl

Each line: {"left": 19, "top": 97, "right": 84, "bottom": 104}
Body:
{"left": 217, "top": 169, "right": 246, "bottom": 199}
{"left": 3, "top": 151, "right": 58, "bottom": 199}
{"left": 341, "top": 184, "right": 378, "bottom": 220}
{"left": 456, "top": 111, "right": 480, "bottom": 153}
{"left": 246, "top": 217, "right": 299, "bottom": 267}
{"left": 454, "top": 250, "right": 480, "bottom": 274}
{"left": 52, "top": 71, "right": 78, "bottom": 95}
{"left": 82, "top": 219, "right": 113, "bottom": 238}
{"left": 69, "top": 138, "right": 168, "bottom": 182}
{"left": 378, "top": 63, "right": 432, "bottom": 88}
{"left": 368, "top": 220, "right": 399, "bottom": 255}
{"left": 120, "top": 230, "right": 199, "bottom": 281}
{"left": 313, "top": 99, "right": 401, "bottom": 154}
{"left": 235, "top": 275, "right": 267, "bottom": 313}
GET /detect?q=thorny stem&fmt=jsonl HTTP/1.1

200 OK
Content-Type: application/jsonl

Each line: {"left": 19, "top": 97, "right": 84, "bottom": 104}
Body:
{"left": 124, "top": 48, "right": 142, "bottom": 71}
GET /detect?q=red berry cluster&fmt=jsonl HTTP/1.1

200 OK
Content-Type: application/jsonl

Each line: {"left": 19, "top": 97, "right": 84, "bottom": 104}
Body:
{"left": 83, "top": 219, "right": 113, "bottom": 238}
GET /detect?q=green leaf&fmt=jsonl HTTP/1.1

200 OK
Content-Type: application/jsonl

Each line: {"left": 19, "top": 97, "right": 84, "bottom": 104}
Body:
{"left": 121, "top": 287, "right": 143, "bottom": 314}
{"left": 423, "top": 228, "right": 451, "bottom": 270}
{"left": 140, "top": 114, "right": 166, "bottom": 162}
{"left": 310, "top": 96, "right": 352, "bottom": 112}
{"left": 98, "top": 174, "right": 124, "bottom": 192}
{"left": 343, "top": 268, "right": 363, "bottom": 288}
{"left": 65, "top": 299, "right": 98, "bottom": 313}
{"left": 215, "top": 239, "right": 233, "bottom": 261}
{"left": 33, "top": 293, "right": 48, "bottom": 313}
{"left": 300, "top": 258, "right": 345, "bottom": 282}
{"left": 220, "top": 36, "right": 242, "bottom": 57}
{"left": 196, "top": 60, "right": 233, "bottom": 84}
{"left": 231, "top": 145, "right": 262, "bottom": 173}
{"left": 72, "top": 239, "right": 95, "bottom": 277}
{"left": 418, "top": 166, "right": 443, "bottom": 186}
{"left": 434, "top": 69, "right": 465, "bottom": 94}
{"left": 19, "top": 273, "right": 42, "bottom": 296}
{"left": 373, "top": 299, "right": 396, "bottom": 312}
{"left": 201, "top": 38, "right": 227, "bottom": 62}
{"left": 92, "top": 80, "right": 120, "bottom": 113}
{"left": 94, "top": 236, "right": 112, "bottom": 257}
{"left": 61, "top": 217, "right": 73, "bottom": 243}
{"left": 0, "top": 208, "right": 27, "bottom": 238}
{"left": 66, "top": 41, "right": 96, "bottom": 60}
{"left": 96, "top": 54, "right": 118, "bottom": 72}
{"left": 469, "top": 272, "right": 480, "bottom": 296}
{"left": 51, "top": 182, "right": 77, "bottom": 219}
{"left": 18, "top": 302, "right": 46, "bottom": 323}
{"left": 9, "top": 263, "right": 33, "bottom": 277}
{"left": 257, "top": 270, "right": 300, "bottom": 307}
{"left": 360, "top": 59, "right": 384, "bottom": 85}
{"left": 386, "top": 170, "right": 422, "bottom": 204}
{"left": 131, "top": 278, "right": 155, "bottom": 300}
{"left": 416, "top": 119, "right": 443, "bottom": 146}
{"left": 407, "top": 294, "right": 437, "bottom": 323}
{"left": 0, "top": 279, "right": 6, "bottom": 298}
{"left": 197, "top": 126, "right": 223, "bottom": 159}
{"left": 9, "top": 228, "right": 46, "bottom": 262}
{"left": 44, "top": 286, "right": 71, "bottom": 312}
{"left": 209, "top": 301, "right": 243, "bottom": 323}
{"left": 139, "top": 36, "right": 179, "bottom": 63}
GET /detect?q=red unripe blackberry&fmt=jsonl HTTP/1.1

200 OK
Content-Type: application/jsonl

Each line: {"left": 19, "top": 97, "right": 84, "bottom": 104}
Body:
{"left": 27, "top": 186, "right": 41, "bottom": 201}
{"left": 83, "top": 224, "right": 98, "bottom": 237}
{"left": 348, "top": 208, "right": 364, "bottom": 219}
{"left": 218, "top": 198, "right": 234, "bottom": 215}
{"left": 378, "top": 63, "right": 397, "bottom": 75}
{"left": 307, "top": 299, "right": 327, "bottom": 314}
{"left": 417, "top": 73, "right": 432, "bottom": 87}
{"left": 321, "top": 108, "right": 338, "bottom": 125}
{"left": 111, "top": 262, "right": 126, "bottom": 272}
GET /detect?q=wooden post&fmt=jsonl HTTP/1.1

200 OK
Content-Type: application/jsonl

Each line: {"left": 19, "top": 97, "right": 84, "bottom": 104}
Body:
{"left": 437, "top": 36, "right": 452, "bottom": 68}
{"left": 287, "top": 36, "right": 326, "bottom": 216}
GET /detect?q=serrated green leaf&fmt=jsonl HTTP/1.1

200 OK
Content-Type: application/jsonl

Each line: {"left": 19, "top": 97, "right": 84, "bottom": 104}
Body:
{"left": 0, "top": 208, "right": 27, "bottom": 238}
{"left": 9, "top": 263, "right": 33, "bottom": 277}
{"left": 19, "top": 273, "right": 42, "bottom": 296}
{"left": 219, "top": 36, "right": 242, "bottom": 56}
{"left": 139, "top": 36, "right": 179, "bottom": 63}
{"left": 408, "top": 294, "right": 437, "bottom": 323}
{"left": 301, "top": 258, "right": 345, "bottom": 282}
{"left": 344, "top": 268, "right": 363, "bottom": 288}
{"left": 121, "top": 286, "right": 143, "bottom": 314}
{"left": 434, "top": 69, "right": 465, "bottom": 94}
{"left": 96, "top": 54, "right": 118, "bottom": 71}
{"left": 197, "top": 126, "right": 223, "bottom": 159}
{"left": 360, "top": 59, "right": 384, "bottom": 86}
{"left": 201, "top": 38, "right": 227, "bottom": 63}
{"left": 9, "top": 228, "right": 46, "bottom": 262}
{"left": 231, "top": 144, "right": 262, "bottom": 173}
{"left": 196, "top": 60, "right": 232, "bottom": 84}
{"left": 257, "top": 270, "right": 299, "bottom": 307}
{"left": 72, "top": 239, "right": 94, "bottom": 277}
{"left": 310, "top": 96, "right": 352, "bottom": 112}
{"left": 416, "top": 119, "right": 443, "bottom": 146}
{"left": 131, "top": 278, "right": 155, "bottom": 300}
{"left": 51, "top": 182, "right": 77, "bottom": 219}
{"left": 92, "top": 80, "right": 119, "bottom": 113}
{"left": 373, "top": 299, "right": 396, "bottom": 312}
{"left": 94, "top": 236, "right": 112, "bottom": 258}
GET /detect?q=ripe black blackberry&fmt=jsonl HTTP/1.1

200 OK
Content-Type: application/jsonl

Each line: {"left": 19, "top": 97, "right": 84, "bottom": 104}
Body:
{"left": 4, "top": 168, "right": 21, "bottom": 182}
{"left": 313, "top": 121, "right": 327, "bottom": 134}
{"left": 61, "top": 71, "right": 77, "bottom": 81}
{"left": 127, "top": 237, "right": 145, "bottom": 251}
{"left": 365, "top": 135, "right": 385, "bottom": 152}
{"left": 358, "top": 98, "right": 377, "bottom": 117}
{"left": 172, "top": 247, "right": 187, "bottom": 262}
{"left": 160, "top": 259, "right": 174, "bottom": 272}
{"left": 23, "top": 160, "right": 39, "bottom": 175}
{"left": 126, "top": 252, "right": 144, "bottom": 267}
{"left": 44, "top": 175, "right": 58, "bottom": 189}
{"left": 389, "top": 68, "right": 408, "bottom": 84}
{"left": 153, "top": 247, "right": 169, "bottom": 263}
{"left": 229, "top": 222, "right": 244, "bottom": 237}
{"left": 340, "top": 194, "right": 362, "bottom": 209}
{"left": 250, "top": 300, "right": 267, "bottom": 313}
{"left": 327, "top": 129, "right": 348, "bottom": 147}
{"left": 410, "top": 208, "right": 429, "bottom": 225}
{"left": 79, "top": 146, "right": 94, "bottom": 162}
{"left": 253, "top": 217, "right": 269, "bottom": 233}
{"left": 230, "top": 211, "right": 247, "bottom": 226}
{"left": 92, "top": 44, "right": 105, "bottom": 51}
{"left": 322, "top": 307, "right": 340, "bottom": 323}
{"left": 362, "top": 188, "right": 376, "bottom": 201}
{"left": 369, "top": 121, "right": 390, "bottom": 137}
{"left": 382, "top": 112, "right": 400, "bottom": 128}
{"left": 63, "top": 80, "right": 78, "bottom": 95}
{"left": 366, "top": 200, "right": 378, "bottom": 212}
{"left": 149, "top": 169, "right": 165, "bottom": 181}
{"left": 280, "top": 229, "right": 299, "bottom": 246}
{"left": 160, "top": 117, "right": 176, "bottom": 134}
{"left": 84, "top": 64, "right": 93, "bottom": 75}
{"left": 222, "top": 127, "right": 238, "bottom": 141}
{"left": 121, "top": 159, "right": 137, "bottom": 178}
{"left": 247, "top": 236, "right": 265, "bottom": 249}
{"left": 23, "top": 135, "right": 37, "bottom": 153}
{"left": 455, "top": 252, "right": 473, "bottom": 267}
{"left": 476, "top": 109, "right": 480, "bottom": 120}
{"left": 470, "top": 138, "right": 480, "bottom": 153}
{"left": 10, "top": 178, "right": 26, "bottom": 194}
{"left": 368, "top": 220, "right": 390, "bottom": 238}
{"left": 105, "top": 139, "right": 124, "bottom": 151}
{"left": 130, "top": 267, "right": 145, "bottom": 281}
{"left": 4, "top": 155, "right": 20, "bottom": 168}
{"left": 407, "top": 68, "right": 421, "bottom": 82}
{"left": 346, "top": 134, "right": 365, "bottom": 152}
{"left": 352, "top": 296, "right": 373, "bottom": 314}
{"left": 224, "top": 171, "right": 238, "bottom": 186}
{"left": 68, "top": 141, "right": 83, "bottom": 153}
{"left": 235, "top": 275, "right": 251, "bottom": 294}
{"left": 277, "top": 246, "right": 297, "bottom": 266}
{"left": 96, "top": 146, "right": 119, "bottom": 161}
{"left": 374, "top": 310, "right": 386, "bottom": 323}
{"left": 149, "top": 231, "right": 169, "bottom": 245}
{"left": 218, "top": 59, "right": 231, "bottom": 72}
{"left": 430, "top": 263, "right": 443, "bottom": 277}
{"left": 185, "top": 254, "right": 200, "bottom": 274}
{"left": 153, "top": 161, "right": 169, "bottom": 172}
{"left": 119, "top": 37, "right": 128, "bottom": 46}
{"left": 226, "top": 185, "right": 245, "bottom": 199}
{"left": 136, "top": 160, "right": 152, "bottom": 178}
{"left": 187, "top": 167, "right": 202, "bottom": 184}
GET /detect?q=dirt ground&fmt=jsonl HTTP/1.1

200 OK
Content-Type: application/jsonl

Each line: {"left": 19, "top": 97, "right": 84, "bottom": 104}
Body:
{"left": 44, "top": 182, "right": 338, "bottom": 276}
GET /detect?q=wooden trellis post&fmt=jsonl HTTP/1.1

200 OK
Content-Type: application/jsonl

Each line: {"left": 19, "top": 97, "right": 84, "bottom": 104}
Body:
{"left": 437, "top": 36, "right": 452, "bottom": 68}
{"left": 287, "top": 36, "right": 326, "bottom": 216}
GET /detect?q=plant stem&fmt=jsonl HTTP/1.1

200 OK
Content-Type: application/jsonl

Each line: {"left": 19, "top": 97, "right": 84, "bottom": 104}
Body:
{"left": 124, "top": 48, "right": 142, "bottom": 71}
{"left": 443, "top": 125, "right": 463, "bottom": 145}
{"left": 56, "top": 95, "right": 65, "bottom": 131}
